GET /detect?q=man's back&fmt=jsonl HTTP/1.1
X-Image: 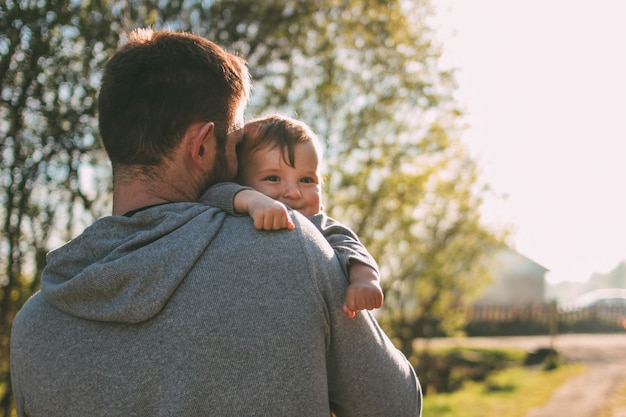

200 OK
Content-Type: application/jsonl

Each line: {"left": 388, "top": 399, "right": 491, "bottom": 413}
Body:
{"left": 11, "top": 202, "right": 420, "bottom": 416}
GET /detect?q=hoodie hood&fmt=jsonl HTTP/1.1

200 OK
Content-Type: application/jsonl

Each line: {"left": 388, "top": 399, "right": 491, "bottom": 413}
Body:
{"left": 41, "top": 202, "right": 226, "bottom": 323}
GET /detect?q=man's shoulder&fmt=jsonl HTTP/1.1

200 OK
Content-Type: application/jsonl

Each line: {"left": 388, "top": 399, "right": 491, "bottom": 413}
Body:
{"left": 221, "top": 210, "right": 337, "bottom": 259}
{"left": 11, "top": 292, "right": 49, "bottom": 340}
{"left": 285, "top": 211, "right": 335, "bottom": 249}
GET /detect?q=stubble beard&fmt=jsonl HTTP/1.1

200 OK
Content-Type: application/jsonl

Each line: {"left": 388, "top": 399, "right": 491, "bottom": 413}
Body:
{"left": 202, "top": 130, "right": 237, "bottom": 191}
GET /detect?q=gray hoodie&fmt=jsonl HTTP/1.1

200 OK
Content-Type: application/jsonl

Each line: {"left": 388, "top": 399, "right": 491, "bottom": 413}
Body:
{"left": 11, "top": 193, "right": 421, "bottom": 416}
{"left": 201, "top": 182, "right": 379, "bottom": 277}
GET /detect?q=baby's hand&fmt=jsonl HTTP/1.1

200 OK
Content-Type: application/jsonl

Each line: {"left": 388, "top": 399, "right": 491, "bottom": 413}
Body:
{"left": 342, "top": 262, "right": 383, "bottom": 318}
{"left": 234, "top": 189, "right": 295, "bottom": 230}
{"left": 248, "top": 195, "right": 295, "bottom": 230}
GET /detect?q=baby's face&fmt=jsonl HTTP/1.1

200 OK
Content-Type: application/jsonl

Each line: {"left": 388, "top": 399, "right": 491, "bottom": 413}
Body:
{"left": 238, "top": 141, "right": 321, "bottom": 217}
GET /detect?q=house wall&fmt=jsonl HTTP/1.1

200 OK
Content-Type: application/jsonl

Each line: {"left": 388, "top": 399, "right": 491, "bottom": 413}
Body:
{"left": 474, "top": 249, "right": 548, "bottom": 306}
{"left": 476, "top": 275, "right": 545, "bottom": 305}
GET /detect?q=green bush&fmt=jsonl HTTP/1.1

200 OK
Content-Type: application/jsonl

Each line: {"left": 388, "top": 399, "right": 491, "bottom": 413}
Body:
{"left": 412, "top": 347, "right": 528, "bottom": 395}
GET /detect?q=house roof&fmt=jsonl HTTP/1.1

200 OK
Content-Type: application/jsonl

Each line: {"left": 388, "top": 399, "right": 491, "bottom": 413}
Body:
{"left": 492, "top": 247, "right": 549, "bottom": 276}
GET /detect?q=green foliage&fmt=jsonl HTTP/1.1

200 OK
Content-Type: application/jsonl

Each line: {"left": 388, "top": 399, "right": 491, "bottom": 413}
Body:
{"left": 414, "top": 347, "right": 526, "bottom": 395}
{"left": 0, "top": 1, "right": 121, "bottom": 413}
{"left": 423, "top": 364, "right": 586, "bottom": 417}
{"left": 245, "top": 0, "right": 506, "bottom": 354}
{"left": 225, "top": 0, "right": 506, "bottom": 355}
{"left": 0, "top": 1, "right": 504, "bottom": 415}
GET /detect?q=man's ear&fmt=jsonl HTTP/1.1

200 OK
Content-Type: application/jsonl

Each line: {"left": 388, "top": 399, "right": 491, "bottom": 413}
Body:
{"left": 189, "top": 122, "right": 215, "bottom": 169}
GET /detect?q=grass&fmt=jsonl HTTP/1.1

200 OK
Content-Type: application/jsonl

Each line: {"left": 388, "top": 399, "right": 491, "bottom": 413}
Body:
{"left": 423, "top": 363, "right": 586, "bottom": 417}
{"left": 596, "top": 379, "right": 626, "bottom": 417}
{"left": 413, "top": 346, "right": 530, "bottom": 395}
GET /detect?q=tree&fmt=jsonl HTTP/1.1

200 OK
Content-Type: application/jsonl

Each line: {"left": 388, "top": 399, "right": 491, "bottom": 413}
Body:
{"left": 233, "top": 0, "right": 505, "bottom": 358}
{"left": 0, "top": 1, "right": 121, "bottom": 412}
{"left": 1, "top": 0, "right": 504, "bottom": 414}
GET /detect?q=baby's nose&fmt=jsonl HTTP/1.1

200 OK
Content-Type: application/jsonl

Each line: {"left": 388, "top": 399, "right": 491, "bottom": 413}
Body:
{"left": 283, "top": 184, "right": 301, "bottom": 199}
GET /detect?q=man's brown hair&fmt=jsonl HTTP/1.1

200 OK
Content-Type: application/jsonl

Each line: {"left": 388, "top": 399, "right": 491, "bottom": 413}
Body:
{"left": 97, "top": 28, "right": 251, "bottom": 172}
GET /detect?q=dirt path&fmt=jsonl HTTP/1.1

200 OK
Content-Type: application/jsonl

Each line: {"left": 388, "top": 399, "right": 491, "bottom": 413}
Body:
{"left": 424, "top": 334, "right": 626, "bottom": 417}
{"left": 525, "top": 362, "right": 626, "bottom": 417}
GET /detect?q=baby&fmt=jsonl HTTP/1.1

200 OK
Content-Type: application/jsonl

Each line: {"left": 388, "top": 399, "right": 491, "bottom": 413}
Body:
{"left": 204, "top": 114, "right": 383, "bottom": 317}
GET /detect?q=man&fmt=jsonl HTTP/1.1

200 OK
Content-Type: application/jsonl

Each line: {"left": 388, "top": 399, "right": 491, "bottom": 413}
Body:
{"left": 10, "top": 28, "right": 421, "bottom": 416}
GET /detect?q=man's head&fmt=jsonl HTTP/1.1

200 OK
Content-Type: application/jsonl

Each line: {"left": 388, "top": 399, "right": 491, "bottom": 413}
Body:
{"left": 97, "top": 28, "right": 251, "bottom": 184}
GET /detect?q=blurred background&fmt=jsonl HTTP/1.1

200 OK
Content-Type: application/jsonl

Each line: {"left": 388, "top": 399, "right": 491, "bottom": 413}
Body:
{"left": 1, "top": 1, "right": 625, "bottom": 416}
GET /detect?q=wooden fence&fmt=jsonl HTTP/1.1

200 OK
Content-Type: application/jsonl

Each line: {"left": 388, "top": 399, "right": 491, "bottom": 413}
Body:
{"left": 463, "top": 303, "right": 626, "bottom": 336}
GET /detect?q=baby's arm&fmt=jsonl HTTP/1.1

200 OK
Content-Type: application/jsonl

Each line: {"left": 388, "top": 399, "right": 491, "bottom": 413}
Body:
{"left": 343, "top": 260, "right": 383, "bottom": 318}
{"left": 309, "top": 212, "right": 383, "bottom": 318}
{"left": 233, "top": 189, "right": 295, "bottom": 230}
{"left": 198, "top": 183, "right": 294, "bottom": 230}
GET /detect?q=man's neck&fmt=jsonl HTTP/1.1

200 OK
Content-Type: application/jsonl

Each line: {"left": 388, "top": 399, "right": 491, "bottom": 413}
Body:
{"left": 112, "top": 181, "right": 173, "bottom": 216}
{"left": 111, "top": 172, "right": 203, "bottom": 216}
{"left": 111, "top": 144, "right": 208, "bottom": 216}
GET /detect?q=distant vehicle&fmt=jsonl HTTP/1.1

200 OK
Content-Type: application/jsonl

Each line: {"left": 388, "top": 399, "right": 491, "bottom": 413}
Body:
{"left": 560, "top": 288, "right": 626, "bottom": 329}
{"left": 562, "top": 288, "right": 626, "bottom": 310}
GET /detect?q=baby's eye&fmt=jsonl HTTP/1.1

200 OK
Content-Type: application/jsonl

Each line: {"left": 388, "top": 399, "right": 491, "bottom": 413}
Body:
{"left": 264, "top": 175, "right": 280, "bottom": 182}
{"left": 300, "top": 177, "right": 317, "bottom": 184}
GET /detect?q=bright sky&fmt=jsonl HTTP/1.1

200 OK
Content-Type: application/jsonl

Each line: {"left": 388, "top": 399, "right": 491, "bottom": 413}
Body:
{"left": 431, "top": 0, "right": 626, "bottom": 284}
